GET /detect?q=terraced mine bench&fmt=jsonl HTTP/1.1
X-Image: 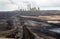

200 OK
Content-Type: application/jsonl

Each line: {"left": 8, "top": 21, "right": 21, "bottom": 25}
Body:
{"left": 24, "top": 25, "right": 58, "bottom": 39}
{"left": 24, "top": 20, "right": 60, "bottom": 39}
{"left": 20, "top": 16, "right": 60, "bottom": 39}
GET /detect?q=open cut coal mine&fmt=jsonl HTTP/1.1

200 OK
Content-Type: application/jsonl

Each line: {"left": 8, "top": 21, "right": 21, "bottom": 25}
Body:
{"left": 0, "top": 12, "right": 60, "bottom": 39}
{"left": 22, "top": 17, "right": 60, "bottom": 39}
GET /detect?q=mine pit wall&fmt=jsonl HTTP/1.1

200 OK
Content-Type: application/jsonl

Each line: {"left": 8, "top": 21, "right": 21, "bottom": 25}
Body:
{"left": 23, "top": 25, "right": 41, "bottom": 39}
{"left": 23, "top": 25, "right": 35, "bottom": 39}
{"left": 23, "top": 25, "right": 59, "bottom": 39}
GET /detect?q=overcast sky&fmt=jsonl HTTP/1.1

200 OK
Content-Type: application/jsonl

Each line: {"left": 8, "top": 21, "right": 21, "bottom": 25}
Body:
{"left": 0, "top": 0, "right": 60, "bottom": 11}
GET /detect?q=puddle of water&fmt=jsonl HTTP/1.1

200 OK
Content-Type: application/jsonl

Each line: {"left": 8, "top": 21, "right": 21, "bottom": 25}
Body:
{"left": 49, "top": 28, "right": 60, "bottom": 33}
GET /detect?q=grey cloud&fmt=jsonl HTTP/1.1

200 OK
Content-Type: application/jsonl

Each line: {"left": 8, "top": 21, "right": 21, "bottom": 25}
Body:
{"left": 0, "top": 0, "right": 17, "bottom": 11}
{"left": 0, "top": 0, "right": 60, "bottom": 11}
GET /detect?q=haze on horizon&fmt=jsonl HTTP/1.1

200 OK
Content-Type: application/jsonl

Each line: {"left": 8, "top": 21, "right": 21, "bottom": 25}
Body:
{"left": 0, "top": 0, "right": 60, "bottom": 11}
